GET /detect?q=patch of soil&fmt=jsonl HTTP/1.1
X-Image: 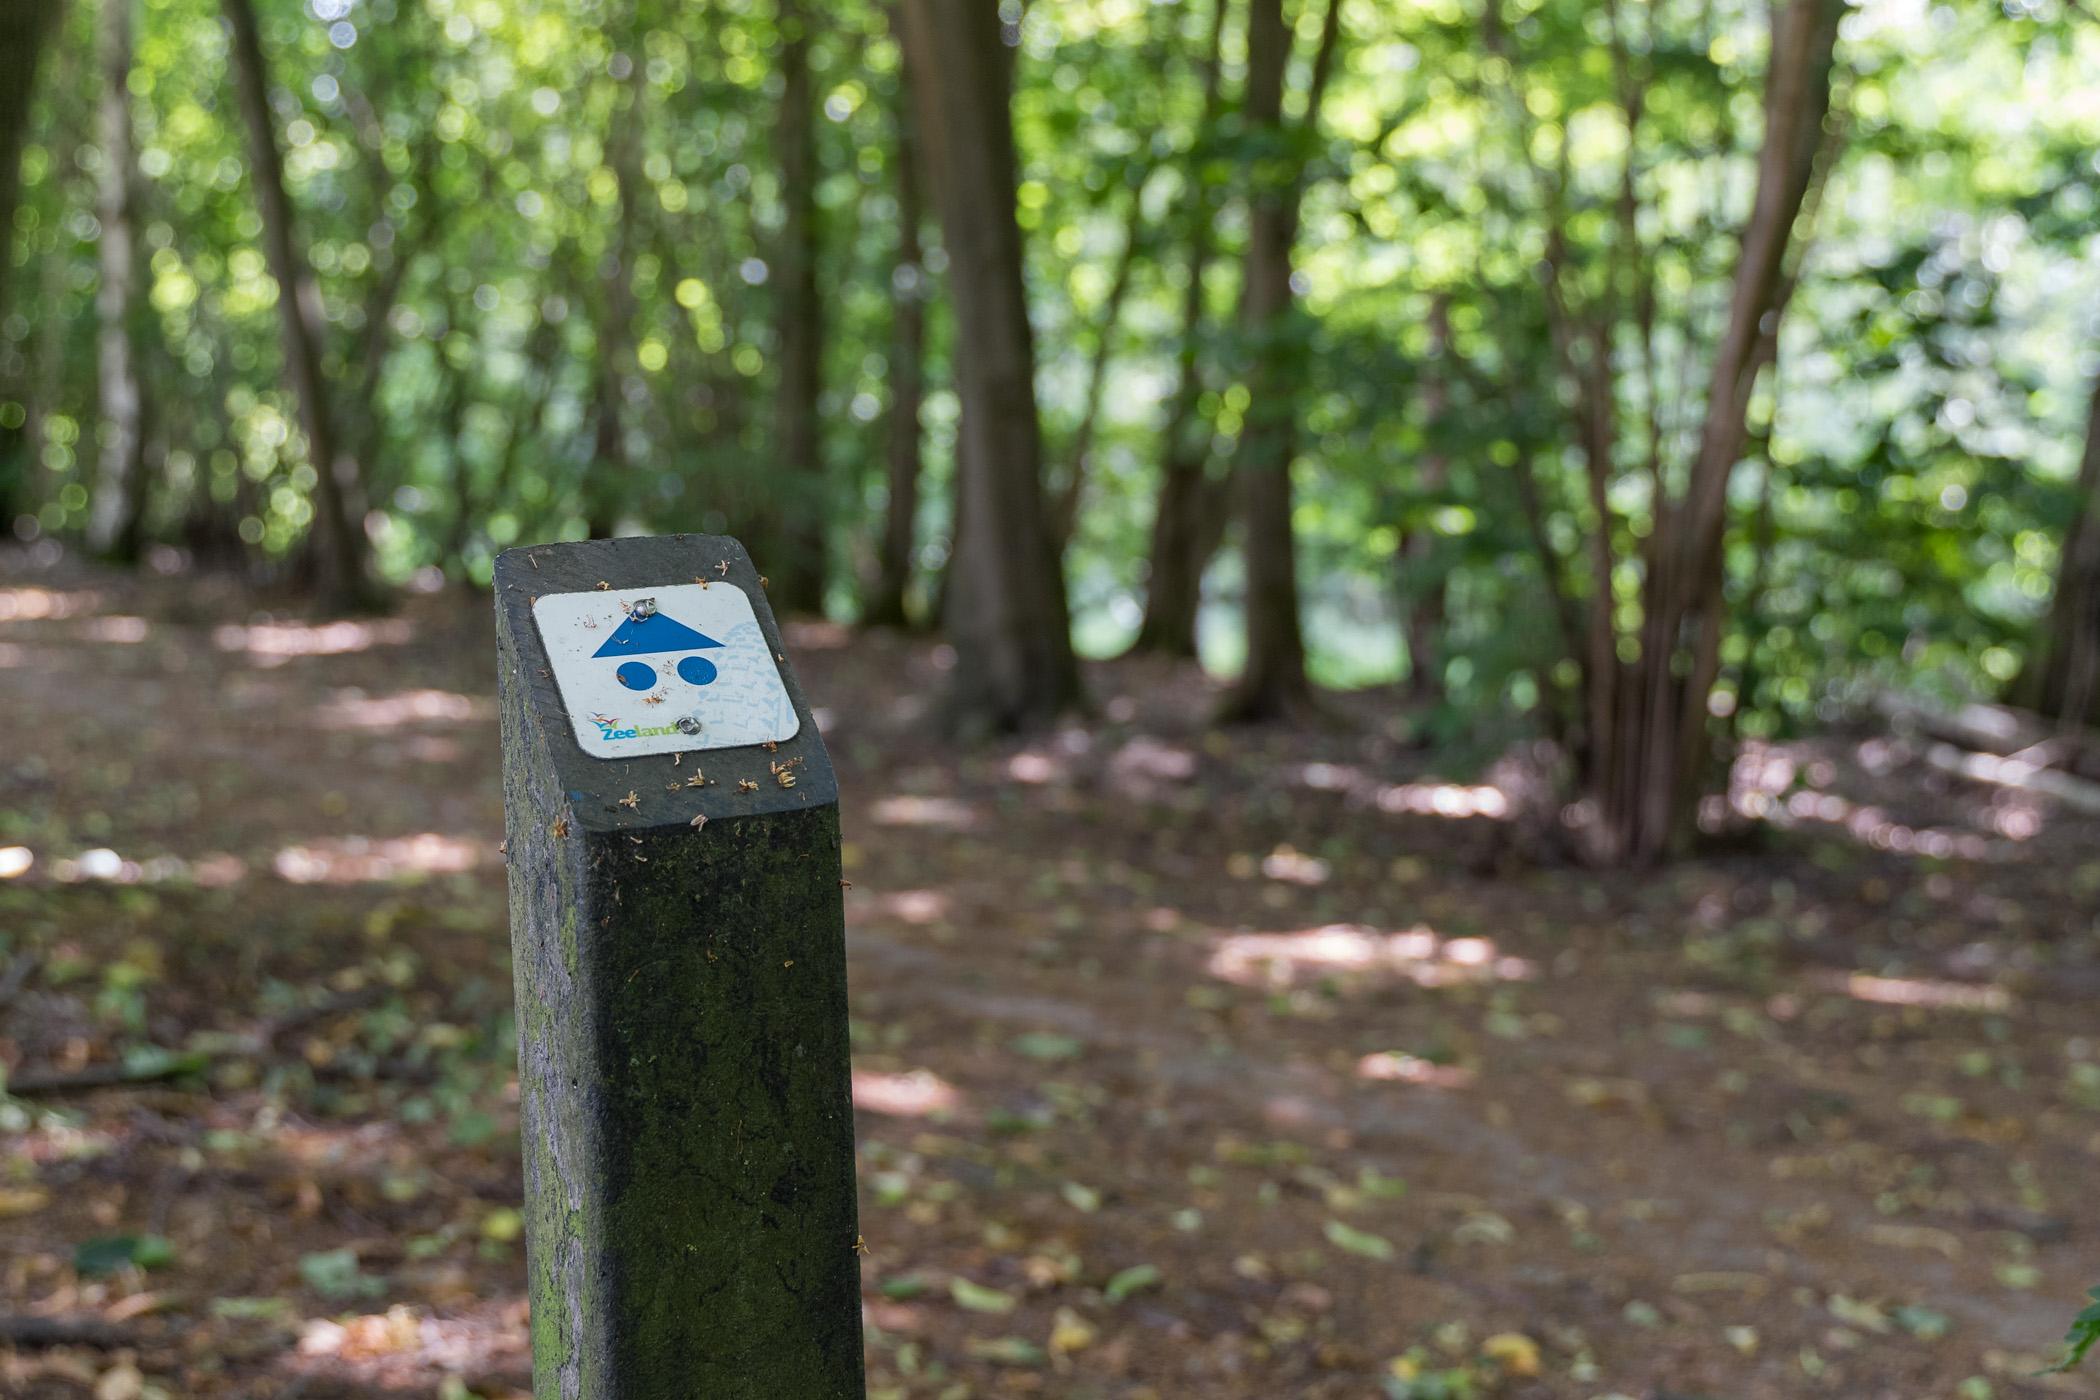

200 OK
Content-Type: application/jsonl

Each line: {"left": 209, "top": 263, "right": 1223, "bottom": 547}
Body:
{"left": 2, "top": 549, "right": 2096, "bottom": 1399}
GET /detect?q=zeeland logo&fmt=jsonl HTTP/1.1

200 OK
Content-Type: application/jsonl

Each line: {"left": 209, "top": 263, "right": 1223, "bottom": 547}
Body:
{"left": 587, "top": 711, "right": 695, "bottom": 743}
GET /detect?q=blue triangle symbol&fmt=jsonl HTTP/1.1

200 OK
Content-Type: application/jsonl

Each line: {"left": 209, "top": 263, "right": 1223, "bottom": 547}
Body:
{"left": 592, "top": 612, "right": 724, "bottom": 657}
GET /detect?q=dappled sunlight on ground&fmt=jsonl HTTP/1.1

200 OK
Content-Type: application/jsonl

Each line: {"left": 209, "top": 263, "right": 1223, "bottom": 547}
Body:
{"left": 852, "top": 1068, "right": 963, "bottom": 1118}
{"left": 1375, "top": 780, "right": 1510, "bottom": 819}
{"left": 1836, "top": 972, "right": 2014, "bottom": 1013}
{"left": 1356, "top": 1051, "right": 1479, "bottom": 1089}
{"left": 1111, "top": 735, "right": 1196, "bottom": 780}
{"left": 1276, "top": 758, "right": 1516, "bottom": 821}
{"left": 0, "top": 585, "right": 101, "bottom": 620}
{"left": 1103, "top": 734, "right": 1198, "bottom": 798}
{"left": 79, "top": 614, "right": 150, "bottom": 643}
{"left": 783, "top": 620, "right": 852, "bottom": 650}
{"left": 50, "top": 847, "right": 194, "bottom": 885}
{"left": 212, "top": 617, "right": 416, "bottom": 665}
{"left": 854, "top": 887, "right": 950, "bottom": 925}
{"left": 867, "top": 794, "right": 978, "bottom": 829}
{"left": 1208, "top": 924, "right": 1537, "bottom": 991}
{"left": 1257, "top": 844, "right": 1330, "bottom": 885}
{"left": 271, "top": 834, "right": 487, "bottom": 884}
{"left": 1005, "top": 750, "right": 1063, "bottom": 784}
{"left": 314, "top": 689, "right": 492, "bottom": 729}
{"left": 2, "top": 845, "right": 248, "bottom": 887}
{"left": 8, "top": 557, "right": 2100, "bottom": 1397}
{"left": 1723, "top": 738, "right": 2054, "bottom": 858}
{"left": 281, "top": 1299, "right": 530, "bottom": 1397}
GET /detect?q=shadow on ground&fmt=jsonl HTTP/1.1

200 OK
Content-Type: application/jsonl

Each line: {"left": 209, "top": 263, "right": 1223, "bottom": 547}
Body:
{"left": 3, "top": 549, "right": 2097, "bottom": 1399}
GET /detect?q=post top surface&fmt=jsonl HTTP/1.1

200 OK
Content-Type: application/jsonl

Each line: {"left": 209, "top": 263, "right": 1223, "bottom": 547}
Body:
{"left": 494, "top": 534, "right": 836, "bottom": 833}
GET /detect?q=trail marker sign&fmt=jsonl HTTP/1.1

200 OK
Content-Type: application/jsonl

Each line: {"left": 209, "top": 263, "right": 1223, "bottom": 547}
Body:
{"left": 533, "top": 582, "right": 800, "bottom": 758}
{"left": 494, "top": 534, "right": 866, "bottom": 1400}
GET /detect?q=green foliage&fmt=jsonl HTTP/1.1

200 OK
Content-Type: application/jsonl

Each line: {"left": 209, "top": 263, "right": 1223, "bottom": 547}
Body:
{"left": 74, "top": 1232, "right": 174, "bottom": 1276}
{"left": 298, "top": 1245, "right": 385, "bottom": 1300}
{"left": 2047, "top": 1287, "right": 2100, "bottom": 1374}
{"left": 3, "top": 0, "right": 2096, "bottom": 743}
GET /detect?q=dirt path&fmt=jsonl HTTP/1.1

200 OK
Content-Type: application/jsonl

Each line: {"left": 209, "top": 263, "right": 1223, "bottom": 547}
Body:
{"left": 3, "top": 550, "right": 2097, "bottom": 1399}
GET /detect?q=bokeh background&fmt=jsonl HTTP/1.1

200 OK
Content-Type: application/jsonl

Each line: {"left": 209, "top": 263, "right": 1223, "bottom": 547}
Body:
{"left": 3, "top": 0, "right": 2100, "bottom": 1396}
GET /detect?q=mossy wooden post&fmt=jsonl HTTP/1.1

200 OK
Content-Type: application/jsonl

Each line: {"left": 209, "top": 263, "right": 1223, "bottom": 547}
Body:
{"left": 493, "top": 534, "right": 865, "bottom": 1399}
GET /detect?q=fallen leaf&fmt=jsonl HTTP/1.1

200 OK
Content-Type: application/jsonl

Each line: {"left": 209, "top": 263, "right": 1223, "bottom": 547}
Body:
{"left": 1104, "top": 1263, "right": 1162, "bottom": 1302}
{"left": 1049, "top": 1306, "right": 1097, "bottom": 1356}
{"left": 1324, "top": 1219, "right": 1395, "bottom": 1261}
{"left": 1482, "top": 1331, "right": 1541, "bottom": 1377}
{"left": 949, "top": 1277, "right": 1016, "bottom": 1314}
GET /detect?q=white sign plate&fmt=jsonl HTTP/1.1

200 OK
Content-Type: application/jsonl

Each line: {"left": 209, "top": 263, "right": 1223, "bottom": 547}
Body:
{"left": 533, "top": 584, "right": 800, "bottom": 758}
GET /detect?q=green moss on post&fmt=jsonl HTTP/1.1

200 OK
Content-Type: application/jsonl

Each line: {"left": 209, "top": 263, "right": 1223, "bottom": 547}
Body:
{"left": 495, "top": 535, "right": 865, "bottom": 1399}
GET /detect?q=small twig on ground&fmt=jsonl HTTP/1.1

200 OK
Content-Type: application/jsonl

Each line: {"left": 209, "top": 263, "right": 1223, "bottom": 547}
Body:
{"left": 4, "top": 1060, "right": 198, "bottom": 1096}
{"left": 0, "top": 1314, "right": 141, "bottom": 1349}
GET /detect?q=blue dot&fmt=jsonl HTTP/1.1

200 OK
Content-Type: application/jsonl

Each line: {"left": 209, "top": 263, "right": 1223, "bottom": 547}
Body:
{"left": 616, "top": 661, "right": 657, "bottom": 691}
{"left": 677, "top": 655, "right": 718, "bottom": 686}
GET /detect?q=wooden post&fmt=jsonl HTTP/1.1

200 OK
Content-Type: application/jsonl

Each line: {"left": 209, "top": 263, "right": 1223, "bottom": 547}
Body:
{"left": 493, "top": 534, "right": 865, "bottom": 1399}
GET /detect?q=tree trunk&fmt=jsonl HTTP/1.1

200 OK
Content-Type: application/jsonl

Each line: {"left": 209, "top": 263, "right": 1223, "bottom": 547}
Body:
{"left": 86, "top": 0, "right": 147, "bottom": 561}
{"left": 0, "top": 0, "right": 61, "bottom": 323}
{"left": 1052, "top": 182, "right": 1142, "bottom": 545}
{"left": 222, "top": 0, "right": 371, "bottom": 609}
{"left": 1129, "top": 0, "right": 1229, "bottom": 659}
{"left": 2017, "top": 373, "right": 2100, "bottom": 726}
{"left": 898, "top": 0, "right": 1082, "bottom": 732}
{"left": 1132, "top": 469, "right": 1231, "bottom": 659}
{"left": 585, "top": 50, "right": 645, "bottom": 541}
{"left": 1398, "top": 296, "right": 1452, "bottom": 702}
{"left": 1217, "top": 0, "right": 1341, "bottom": 722}
{"left": 1585, "top": 0, "right": 1843, "bottom": 864}
{"left": 769, "top": 0, "right": 828, "bottom": 613}
{"left": 866, "top": 20, "right": 925, "bottom": 630}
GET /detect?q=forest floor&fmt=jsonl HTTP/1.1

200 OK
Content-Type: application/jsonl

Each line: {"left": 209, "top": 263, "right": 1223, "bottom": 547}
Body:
{"left": 3, "top": 548, "right": 2100, "bottom": 1400}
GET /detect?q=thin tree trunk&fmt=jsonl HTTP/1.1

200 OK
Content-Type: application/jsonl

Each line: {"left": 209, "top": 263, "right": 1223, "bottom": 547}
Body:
{"left": 0, "top": 0, "right": 62, "bottom": 321}
{"left": 585, "top": 48, "right": 645, "bottom": 540}
{"left": 342, "top": 129, "right": 440, "bottom": 477}
{"left": 86, "top": 0, "right": 147, "bottom": 560}
{"left": 222, "top": 0, "right": 371, "bottom": 608}
{"left": 1507, "top": 442, "right": 1585, "bottom": 686}
{"left": 1726, "top": 437, "right": 1778, "bottom": 744}
{"left": 1129, "top": 0, "right": 1229, "bottom": 658}
{"left": 867, "top": 21, "right": 926, "bottom": 629}
{"left": 1217, "top": 0, "right": 1341, "bottom": 722}
{"left": 431, "top": 288, "right": 477, "bottom": 573}
{"left": 1588, "top": 0, "right": 1843, "bottom": 864}
{"left": 898, "top": 0, "right": 1082, "bottom": 732}
{"left": 770, "top": 0, "right": 828, "bottom": 612}
{"left": 1398, "top": 296, "right": 1452, "bottom": 702}
{"left": 1052, "top": 183, "right": 1143, "bottom": 545}
{"left": 2018, "top": 372, "right": 2100, "bottom": 726}
{"left": 14, "top": 242, "right": 67, "bottom": 518}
